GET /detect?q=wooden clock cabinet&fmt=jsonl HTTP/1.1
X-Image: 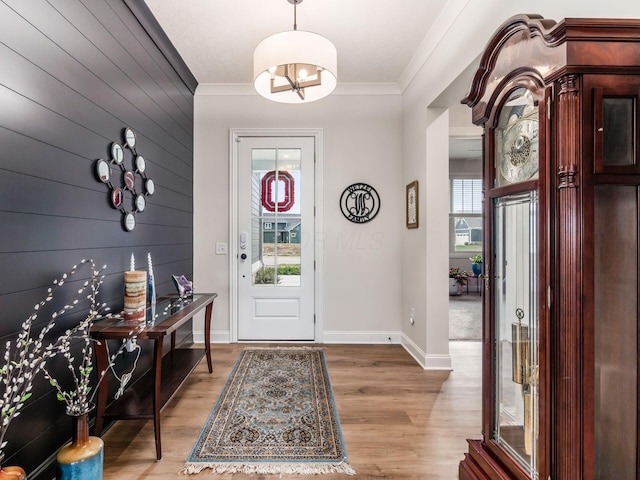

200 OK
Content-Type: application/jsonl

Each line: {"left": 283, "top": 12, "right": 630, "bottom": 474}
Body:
{"left": 459, "top": 14, "right": 640, "bottom": 480}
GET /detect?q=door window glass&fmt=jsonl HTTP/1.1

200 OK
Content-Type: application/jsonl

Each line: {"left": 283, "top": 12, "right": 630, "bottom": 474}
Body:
{"left": 251, "top": 148, "right": 302, "bottom": 287}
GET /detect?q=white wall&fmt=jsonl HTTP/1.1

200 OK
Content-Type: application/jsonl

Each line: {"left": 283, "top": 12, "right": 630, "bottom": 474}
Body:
{"left": 400, "top": 106, "right": 452, "bottom": 369}
{"left": 193, "top": 91, "right": 403, "bottom": 343}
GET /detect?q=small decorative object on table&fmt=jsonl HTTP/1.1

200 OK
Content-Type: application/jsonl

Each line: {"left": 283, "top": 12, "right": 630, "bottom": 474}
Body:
{"left": 124, "top": 253, "right": 147, "bottom": 323}
{"left": 172, "top": 274, "right": 193, "bottom": 298}
{"left": 147, "top": 253, "right": 156, "bottom": 306}
{"left": 469, "top": 254, "right": 483, "bottom": 276}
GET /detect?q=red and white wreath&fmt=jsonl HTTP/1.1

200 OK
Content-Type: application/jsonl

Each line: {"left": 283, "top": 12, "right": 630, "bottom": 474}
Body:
{"left": 261, "top": 170, "right": 295, "bottom": 212}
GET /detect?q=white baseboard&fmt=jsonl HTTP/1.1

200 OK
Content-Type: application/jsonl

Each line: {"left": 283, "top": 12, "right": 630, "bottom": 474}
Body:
{"left": 193, "top": 330, "right": 451, "bottom": 371}
{"left": 401, "top": 333, "right": 453, "bottom": 371}
{"left": 194, "top": 330, "right": 231, "bottom": 343}
{"left": 194, "top": 331, "right": 402, "bottom": 344}
{"left": 195, "top": 331, "right": 402, "bottom": 344}
{"left": 322, "top": 331, "right": 401, "bottom": 344}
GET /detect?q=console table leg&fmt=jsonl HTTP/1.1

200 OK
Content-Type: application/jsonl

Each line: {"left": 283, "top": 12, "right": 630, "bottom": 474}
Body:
{"left": 204, "top": 301, "right": 213, "bottom": 373}
{"left": 153, "top": 337, "right": 163, "bottom": 460}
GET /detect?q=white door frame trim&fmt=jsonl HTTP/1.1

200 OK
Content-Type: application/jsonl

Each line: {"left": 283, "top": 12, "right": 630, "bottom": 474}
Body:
{"left": 229, "top": 128, "right": 324, "bottom": 343}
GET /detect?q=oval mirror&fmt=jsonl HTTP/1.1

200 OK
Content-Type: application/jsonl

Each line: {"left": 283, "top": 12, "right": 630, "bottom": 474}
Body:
{"left": 146, "top": 178, "right": 155, "bottom": 195}
{"left": 111, "top": 188, "right": 123, "bottom": 208}
{"left": 135, "top": 194, "right": 146, "bottom": 212}
{"left": 136, "top": 155, "right": 146, "bottom": 173}
{"left": 124, "top": 128, "right": 136, "bottom": 148}
{"left": 124, "top": 212, "right": 136, "bottom": 232}
{"left": 124, "top": 171, "right": 136, "bottom": 190}
{"left": 111, "top": 143, "right": 124, "bottom": 164}
{"left": 96, "top": 159, "right": 110, "bottom": 183}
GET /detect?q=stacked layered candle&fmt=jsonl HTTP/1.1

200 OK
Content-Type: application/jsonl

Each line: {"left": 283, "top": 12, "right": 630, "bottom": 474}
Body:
{"left": 124, "top": 270, "right": 147, "bottom": 322}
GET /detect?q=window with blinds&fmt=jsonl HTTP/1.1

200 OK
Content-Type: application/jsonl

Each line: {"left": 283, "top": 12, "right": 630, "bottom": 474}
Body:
{"left": 450, "top": 179, "right": 483, "bottom": 253}
{"left": 451, "top": 179, "right": 483, "bottom": 214}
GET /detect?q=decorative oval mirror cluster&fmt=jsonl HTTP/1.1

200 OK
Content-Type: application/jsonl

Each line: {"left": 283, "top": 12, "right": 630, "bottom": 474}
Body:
{"left": 94, "top": 127, "right": 155, "bottom": 232}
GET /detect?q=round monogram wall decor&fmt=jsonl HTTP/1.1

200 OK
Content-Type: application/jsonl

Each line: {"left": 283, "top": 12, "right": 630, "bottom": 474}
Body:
{"left": 95, "top": 127, "right": 154, "bottom": 232}
{"left": 340, "top": 183, "right": 381, "bottom": 224}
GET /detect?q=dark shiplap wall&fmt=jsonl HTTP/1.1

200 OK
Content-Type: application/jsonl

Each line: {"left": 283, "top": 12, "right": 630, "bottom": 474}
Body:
{"left": 0, "top": 0, "right": 195, "bottom": 475}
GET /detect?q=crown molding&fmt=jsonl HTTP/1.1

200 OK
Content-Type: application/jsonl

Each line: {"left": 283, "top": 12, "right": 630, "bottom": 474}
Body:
{"left": 335, "top": 82, "right": 401, "bottom": 95}
{"left": 195, "top": 82, "right": 401, "bottom": 96}
{"left": 398, "top": 0, "right": 470, "bottom": 93}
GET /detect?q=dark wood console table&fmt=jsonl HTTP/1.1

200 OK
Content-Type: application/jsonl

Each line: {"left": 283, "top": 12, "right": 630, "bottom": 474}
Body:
{"left": 91, "top": 293, "right": 217, "bottom": 460}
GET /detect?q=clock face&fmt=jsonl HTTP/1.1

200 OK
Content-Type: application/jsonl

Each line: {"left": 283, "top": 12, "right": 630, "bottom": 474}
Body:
{"left": 496, "top": 88, "right": 539, "bottom": 186}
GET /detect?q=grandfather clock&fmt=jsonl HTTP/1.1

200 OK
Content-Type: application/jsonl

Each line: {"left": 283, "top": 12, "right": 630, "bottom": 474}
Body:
{"left": 459, "top": 14, "right": 640, "bottom": 480}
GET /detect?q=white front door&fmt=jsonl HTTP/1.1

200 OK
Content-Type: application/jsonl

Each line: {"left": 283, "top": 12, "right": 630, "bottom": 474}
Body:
{"left": 236, "top": 136, "right": 315, "bottom": 340}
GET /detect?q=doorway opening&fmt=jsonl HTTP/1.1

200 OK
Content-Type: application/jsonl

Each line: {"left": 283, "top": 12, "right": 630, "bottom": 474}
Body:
{"left": 448, "top": 136, "right": 482, "bottom": 341}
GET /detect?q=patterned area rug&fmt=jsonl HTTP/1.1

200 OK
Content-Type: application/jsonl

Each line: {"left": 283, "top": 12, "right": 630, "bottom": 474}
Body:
{"left": 181, "top": 347, "right": 355, "bottom": 475}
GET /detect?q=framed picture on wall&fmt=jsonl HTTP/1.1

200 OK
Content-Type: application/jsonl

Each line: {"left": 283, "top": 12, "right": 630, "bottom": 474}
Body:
{"left": 406, "top": 180, "right": 418, "bottom": 229}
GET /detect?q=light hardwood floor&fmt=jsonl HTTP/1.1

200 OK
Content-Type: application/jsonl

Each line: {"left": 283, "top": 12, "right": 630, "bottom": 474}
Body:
{"left": 101, "top": 342, "right": 482, "bottom": 479}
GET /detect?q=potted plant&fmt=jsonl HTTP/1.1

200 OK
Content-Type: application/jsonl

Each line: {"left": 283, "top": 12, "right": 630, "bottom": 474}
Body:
{"left": 42, "top": 260, "right": 138, "bottom": 480}
{"left": 0, "top": 260, "right": 107, "bottom": 478}
{"left": 0, "top": 259, "right": 137, "bottom": 480}
{"left": 449, "top": 267, "right": 469, "bottom": 296}
{"left": 469, "top": 254, "right": 483, "bottom": 276}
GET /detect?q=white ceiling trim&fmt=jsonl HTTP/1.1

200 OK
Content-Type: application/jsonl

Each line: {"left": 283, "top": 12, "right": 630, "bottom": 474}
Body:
{"left": 398, "top": 0, "right": 471, "bottom": 93}
{"left": 196, "top": 82, "right": 402, "bottom": 96}
{"left": 195, "top": 84, "right": 255, "bottom": 96}
{"left": 335, "top": 83, "right": 401, "bottom": 95}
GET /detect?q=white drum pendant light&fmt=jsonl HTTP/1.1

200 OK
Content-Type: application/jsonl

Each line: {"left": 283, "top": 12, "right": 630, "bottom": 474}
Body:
{"left": 253, "top": 0, "right": 337, "bottom": 103}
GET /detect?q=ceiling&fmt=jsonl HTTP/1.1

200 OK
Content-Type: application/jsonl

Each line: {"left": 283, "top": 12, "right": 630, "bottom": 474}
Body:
{"left": 143, "top": 0, "right": 452, "bottom": 86}
{"left": 449, "top": 137, "right": 482, "bottom": 162}
{"left": 143, "top": 0, "right": 481, "bottom": 159}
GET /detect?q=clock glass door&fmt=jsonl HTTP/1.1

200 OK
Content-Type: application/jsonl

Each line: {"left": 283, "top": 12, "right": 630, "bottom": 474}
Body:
{"left": 493, "top": 191, "right": 539, "bottom": 477}
{"left": 490, "top": 86, "right": 541, "bottom": 478}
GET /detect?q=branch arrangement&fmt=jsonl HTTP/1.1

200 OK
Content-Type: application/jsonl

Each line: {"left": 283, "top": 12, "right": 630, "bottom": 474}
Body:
{"left": 0, "top": 259, "right": 137, "bottom": 455}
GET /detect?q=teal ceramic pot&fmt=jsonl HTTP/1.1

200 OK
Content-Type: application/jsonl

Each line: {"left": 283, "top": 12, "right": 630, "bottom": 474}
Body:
{"left": 56, "top": 411, "right": 104, "bottom": 480}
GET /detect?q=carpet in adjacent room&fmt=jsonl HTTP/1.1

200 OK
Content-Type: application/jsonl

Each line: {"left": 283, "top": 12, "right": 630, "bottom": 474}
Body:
{"left": 449, "top": 293, "right": 482, "bottom": 341}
